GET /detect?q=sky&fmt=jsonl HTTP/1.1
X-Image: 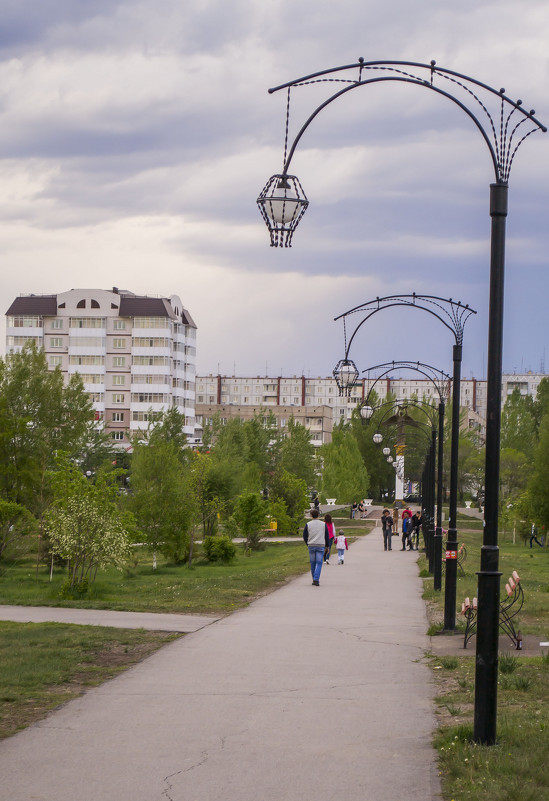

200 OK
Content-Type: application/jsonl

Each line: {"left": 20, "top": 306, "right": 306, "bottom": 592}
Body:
{"left": 0, "top": 0, "right": 548, "bottom": 383}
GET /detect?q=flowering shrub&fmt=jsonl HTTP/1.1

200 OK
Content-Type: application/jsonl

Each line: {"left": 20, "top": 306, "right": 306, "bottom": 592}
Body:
{"left": 47, "top": 495, "right": 132, "bottom": 590}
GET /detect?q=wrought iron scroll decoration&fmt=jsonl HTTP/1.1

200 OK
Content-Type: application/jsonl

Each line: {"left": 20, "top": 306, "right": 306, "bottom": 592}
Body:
{"left": 271, "top": 59, "right": 547, "bottom": 185}
{"left": 334, "top": 294, "right": 477, "bottom": 360}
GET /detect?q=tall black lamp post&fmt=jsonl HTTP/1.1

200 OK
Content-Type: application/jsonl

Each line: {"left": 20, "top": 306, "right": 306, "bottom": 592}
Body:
{"left": 257, "top": 59, "right": 545, "bottom": 745}
{"left": 334, "top": 299, "right": 474, "bottom": 621}
{"left": 360, "top": 361, "right": 450, "bottom": 590}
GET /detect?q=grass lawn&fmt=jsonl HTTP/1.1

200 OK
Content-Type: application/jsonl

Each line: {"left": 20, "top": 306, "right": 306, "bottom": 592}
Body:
{"left": 0, "top": 540, "right": 313, "bottom": 615}
{"left": 0, "top": 622, "right": 180, "bottom": 740}
{"left": 422, "top": 513, "right": 549, "bottom": 801}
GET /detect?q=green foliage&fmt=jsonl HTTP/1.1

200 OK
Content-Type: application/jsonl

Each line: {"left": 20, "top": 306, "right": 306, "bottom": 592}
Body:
{"left": 269, "top": 467, "right": 309, "bottom": 534}
{"left": 46, "top": 457, "right": 133, "bottom": 589}
{"left": 0, "top": 500, "right": 37, "bottom": 563}
{"left": 320, "top": 425, "right": 370, "bottom": 504}
{"left": 202, "top": 535, "right": 236, "bottom": 563}
{"left": 0, "top": 344, "right": 107, "bottom": 515}
{"left": 528, "top": 414, "right": 549, "bottom": 531}
{"left": 501, "top": 387, "right": 537, "bottom": 458}
{"left": 231, "top": 491, "right": 268, "bottom": 551}
{"left": 129, "top": 440, "right": 195, "bottom": 564}
{"left": 279, "top": 417, "right": 316, "bottom": 486}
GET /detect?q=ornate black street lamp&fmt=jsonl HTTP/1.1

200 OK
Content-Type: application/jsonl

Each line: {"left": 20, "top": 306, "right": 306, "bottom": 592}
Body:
{"left": 335, "top": 300, "right": 474, "bottom": 615}
{"left": 367, "top": 404, "right": 436, "bottom": 547}
{"left": 258, "top": 59, "right": 546, "bottom": 745}
{"left": 361, "top": 361, "right": 450, "bottom": 589}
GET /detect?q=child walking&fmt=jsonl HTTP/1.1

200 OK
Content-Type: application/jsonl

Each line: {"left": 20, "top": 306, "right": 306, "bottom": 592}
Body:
{"left": 335, "top": 530, "right": 348, "bottom": 564}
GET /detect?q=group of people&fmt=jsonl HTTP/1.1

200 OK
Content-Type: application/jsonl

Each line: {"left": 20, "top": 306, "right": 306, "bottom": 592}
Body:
{"left": 381, "top": 507, "right": 421, "bottom": 552}
{"left": 351, "top": 501, "right": 367, "bottom": 519}
{"left": 303, "top": 510, "right": 348, "bottom": 586}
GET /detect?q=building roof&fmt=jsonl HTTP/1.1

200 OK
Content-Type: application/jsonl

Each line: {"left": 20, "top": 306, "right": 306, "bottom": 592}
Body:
{"left": 6, "top": 295, "right": 58, "bottom": 316}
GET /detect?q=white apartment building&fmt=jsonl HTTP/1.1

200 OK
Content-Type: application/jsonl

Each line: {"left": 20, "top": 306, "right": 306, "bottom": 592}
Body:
{"left": 6, "top": 288, "right": 197, "bottom": 448}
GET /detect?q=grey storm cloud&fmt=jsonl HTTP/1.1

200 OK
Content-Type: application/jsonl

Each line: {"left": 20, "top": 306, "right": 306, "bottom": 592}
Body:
{"left": 0, "top": 0, "right": 547, "bottom": 379}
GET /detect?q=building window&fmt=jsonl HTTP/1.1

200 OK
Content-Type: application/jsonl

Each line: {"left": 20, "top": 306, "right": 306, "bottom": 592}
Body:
{"left": 112, "top": 356, "right": 126, "bottom": 367}
{"left": 112, "top": 412, "right": 124, "bottom": 422}
{"left": 8, "top": 315, "right": 42, "bottom": 327}
{"left": 111, "top": 431, "right": 124, "bottom": 441}
{"left": 77, "top": 299, "right": 86, "bottom": 308}
{"left": 69, "top": 355, "right": 104, "bottom": 365}
{"left": 112, "top": 393, "right": 125, "bottom": 404}
{"left": 113, "top": 338, "right": 126, "bottom": 349}
{"left": 69, "top": 317, "right": 105, "bottom": 328}
{"left": 112, "top": 375, "right": 125, "bottom": 386}
{"left": 89, "top": 393, "right": 104, "bottom": 403}
{"left": 79, "top": 374, "right": 103, "bottom": 384}
{"left": 51, "top": 319, "right": 63, "bottom": 329}
{"left": 133, "top": 317, "right": 169, "bottom": 329}
{"left": 113, "top": 320, "right": 126, "bottom": 330}
{"left": 49, "top": 356, "right": 62, "bottom": 367}
{"left": 132, "top": 337, "right": 170, "bottom": 348}
{"left": 50, "top": 337, "right": 63, "bottom": 348}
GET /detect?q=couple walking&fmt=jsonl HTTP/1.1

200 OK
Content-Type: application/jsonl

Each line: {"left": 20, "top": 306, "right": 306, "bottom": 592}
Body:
{"left": 303, "top": 510, "right": 348, "bottom": 585}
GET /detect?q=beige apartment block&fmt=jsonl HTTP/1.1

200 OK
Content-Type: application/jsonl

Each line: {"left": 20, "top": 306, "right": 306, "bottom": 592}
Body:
{"left": 196, "top": 371, "right": 547, "bottom": 433}
{"left": 195, "top": 404, "right": 333, "bottom": 446}
{"left": 6, "top": 288, "right": 197, "bottom": 448}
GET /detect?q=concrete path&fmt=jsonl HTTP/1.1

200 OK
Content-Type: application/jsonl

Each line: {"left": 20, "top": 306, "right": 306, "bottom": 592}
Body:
{"left": 0, "top": 605, "right": 220, "bottom": 632}
{"left": 0, "top": 532, "right": 441, "bottom": 801}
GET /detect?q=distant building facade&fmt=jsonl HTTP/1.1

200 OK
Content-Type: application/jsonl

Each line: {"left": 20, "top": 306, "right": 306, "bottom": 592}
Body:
{"left": 195, "top": 372, "right": 547, "bottom": 435}
{"left": 194, "top": 403, "right": 333, "bottom": 447}
{"left": 6, "top": 288, "right": 197, "bottom": 447}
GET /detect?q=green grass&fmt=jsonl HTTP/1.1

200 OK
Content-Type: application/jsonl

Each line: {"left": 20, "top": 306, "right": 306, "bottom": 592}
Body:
{"left": 0, "top": 621, "right": 179, "bottom": 739}
{"left": 425, "top": 513, "right": 549, "bottom": 800}
{"left": 421, "top": 516, "right": 549, "bottom": 636}
{"left": 0, "top": 541, "right": 312, "bottom": 615}
{"left": 433, "top": 654, "right": 549, "bottom": 801}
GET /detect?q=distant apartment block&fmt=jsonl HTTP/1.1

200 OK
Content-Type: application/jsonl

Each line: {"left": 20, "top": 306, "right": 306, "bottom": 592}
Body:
{"left": 195, "top": 404, "right": 333, "bottom": 447}
{"left": 196, "top": 372, "right": 547, "bottom": 438}
{"left": 6, "top": 288, "right": 197, "bottom": 448}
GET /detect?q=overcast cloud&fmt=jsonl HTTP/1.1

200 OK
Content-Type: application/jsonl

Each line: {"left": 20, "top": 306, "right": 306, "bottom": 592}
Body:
{"left": 0, "top": 0, "right": 548, "bottom": 381}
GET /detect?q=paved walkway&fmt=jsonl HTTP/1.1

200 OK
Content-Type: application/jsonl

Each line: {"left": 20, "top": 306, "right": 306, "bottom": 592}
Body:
{"left": 0, "top": 532, "right": 441, "bottom": 801}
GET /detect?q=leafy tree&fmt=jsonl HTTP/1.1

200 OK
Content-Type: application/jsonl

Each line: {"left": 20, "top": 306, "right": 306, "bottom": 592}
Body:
{"left": 129, "top": 440, "right": 195, "bottom": 565}
{"left": 528, "top": 414, "right": 549, "bottom": 532}
{"left": 500, "top": 388, "right": 537, "bottom": 458}
{"left": 279, "top": 417, "right": 316, "bottom": 487}
{"left": 269, "top": 467, "right": 309, "bottom": 534}
{"left": 499, "top": 448, "right": 530, "bottom": 499}
{"left": 320, "top": 425, "right": 370, "bottom": 504}
{"left": 0, "top": 344, "right": 107, "bottom": 517}
{"left": 0, "top": 500, "right": 37, "bottom": 563}
{"left": 231, "top": 491, "right": 268, "bottom": 551}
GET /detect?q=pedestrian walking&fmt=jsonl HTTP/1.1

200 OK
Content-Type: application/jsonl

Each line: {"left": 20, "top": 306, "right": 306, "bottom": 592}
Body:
{"left": 530, "top": 523, "right": 542, "bottom": 548}
{"left": 303, "top": 508, "right": 330, "bottom": 586}
{"left": 410, "top": 511, "right": 421, "bottom": 550}
{"left": 381, "top": 508, "right": 394, "bottom": 551}
{"left": 335, "top": 529, "right": 348, "bottom": 564}
{"left": 324, "top": 513, "right": 335, "bottom": 563}
{"left": 401, "top": 514, "right": 412, "bottom": 550}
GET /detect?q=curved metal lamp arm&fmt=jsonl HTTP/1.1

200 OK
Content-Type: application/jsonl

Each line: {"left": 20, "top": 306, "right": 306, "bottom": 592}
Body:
{"left": 337, "top": 294, "right": 476, "bottom": 351}
{"left": 269, "top": 59, "right": 546, "bottom": 184}
{"left": 363, "top": 360, "right": 451, "bottom": 404}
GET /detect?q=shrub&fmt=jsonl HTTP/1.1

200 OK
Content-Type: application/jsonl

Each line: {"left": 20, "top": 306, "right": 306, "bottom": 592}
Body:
{"left": 202, "top": 535, "right": 236, "bottom": 564}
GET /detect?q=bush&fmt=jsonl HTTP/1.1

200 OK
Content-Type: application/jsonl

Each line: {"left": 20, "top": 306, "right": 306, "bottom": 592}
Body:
{"left": 202, "top": 535, "right": 236, "bottom": 564}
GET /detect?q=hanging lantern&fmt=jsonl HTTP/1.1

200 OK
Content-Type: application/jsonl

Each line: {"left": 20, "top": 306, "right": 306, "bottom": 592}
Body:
{"left": 257, "top": 174, "right": 308, "bottom": 247}
{"left": 373, "top": 433, "right": 383, "bottom": 444}
{"left": 333, "top": 359, "right": 359, "bottom": 397}
{"left": 360, "top": 404, "right": 374, "bottom": 420}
